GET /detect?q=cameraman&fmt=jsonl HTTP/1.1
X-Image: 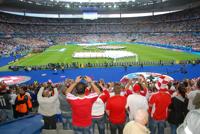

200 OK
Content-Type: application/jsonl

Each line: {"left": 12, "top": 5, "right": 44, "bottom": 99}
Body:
{"left": 65, "top": 76, "right": 100, "bottom": 134}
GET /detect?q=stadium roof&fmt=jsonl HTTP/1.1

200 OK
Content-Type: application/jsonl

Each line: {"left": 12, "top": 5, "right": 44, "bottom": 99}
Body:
{"left": 0, "top": 0, "right": 200, "bottom": 18}
{"left": 49, "top": 0, "right": 162, "bottom": 2}
{"left": 39, "top": 0, "right": 166, "bottom": 3}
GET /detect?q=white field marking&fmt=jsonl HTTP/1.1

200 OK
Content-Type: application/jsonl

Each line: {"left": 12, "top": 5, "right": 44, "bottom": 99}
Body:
{"left": 59, "top": 48, "right": 66, "bottom": 52}
{"left": 45, "top": 48, "right": 66, "bottom": 52}
{"left": 77, "top": 43, "right": 107, "bottom": 46}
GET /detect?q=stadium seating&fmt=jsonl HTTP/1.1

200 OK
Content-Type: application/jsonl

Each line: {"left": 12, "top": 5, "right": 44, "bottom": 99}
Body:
{"left": 0, "top": 6, "right": 200, "bottom": 54}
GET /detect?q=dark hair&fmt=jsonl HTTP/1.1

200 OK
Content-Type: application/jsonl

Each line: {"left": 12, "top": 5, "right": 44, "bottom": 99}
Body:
{"left": 183, "top": 80, "right": 188, "bottom": 87}
{"left": 21, "top": 86, "right": 27, "bottom": 91}
{"left": 197, "top": 79, "right": 200, "bottom": 89}
{"left": 137, "top": 83, "right": 144, "bottom": 91}
{"left": 75, "top": 82, "right": 87, "bottom": 95}
{"left": 95, "top": 82, "right": 103, "bottom": 92}
{"left": 113, "top": 83, "right": 121, "bottom": 95}
{"left": 178, "top": 83, "right": 186, "bottom": 98}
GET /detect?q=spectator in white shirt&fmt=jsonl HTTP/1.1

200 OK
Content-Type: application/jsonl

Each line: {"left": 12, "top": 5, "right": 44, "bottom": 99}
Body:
{"left": 187, "top": 79, "right": 200, "bottom": 111}
{"left": 37, "top": 84, "right": 59, "bottom": 129}
{"left": 126, "top": 84, "right": 148, "bottom": 121}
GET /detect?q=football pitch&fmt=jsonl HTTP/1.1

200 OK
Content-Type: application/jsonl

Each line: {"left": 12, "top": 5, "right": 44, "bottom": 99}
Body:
{"left": 2, "top": 43, "right": 200, "bottom": 70}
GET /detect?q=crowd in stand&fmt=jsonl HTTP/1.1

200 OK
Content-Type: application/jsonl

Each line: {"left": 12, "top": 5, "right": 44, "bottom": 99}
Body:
{"left": 54, "top": 34, "right": 131, "bottom": 44}
{"left": 0, "top": 38, "right": 51, "bottom": 56}
{"left": 0, "top": 75, "right": 200, "bottom": 134}
{"left": 135, "top": 33, "right": 200, "bottom": 51}
{"left": 0, "top": 6, "right": 200, "bottom": 53}
{"left": 0, "top": 39, "right": 17, "bottom": 56}
{"left": 1, "top": 33, "right": 200, "bottom": 58}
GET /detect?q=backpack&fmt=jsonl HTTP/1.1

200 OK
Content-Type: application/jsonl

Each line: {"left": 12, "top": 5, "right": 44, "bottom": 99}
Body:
{"left": 177, "top": 109, "right": 200, "bottom": 134}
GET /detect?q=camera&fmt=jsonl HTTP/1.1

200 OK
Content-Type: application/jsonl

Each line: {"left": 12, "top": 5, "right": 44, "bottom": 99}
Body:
{"left": 80, "top": 76, "right": 86, "bottom": 79}
{"left": 132, "top": 78, "right": 138, "bottom": 81}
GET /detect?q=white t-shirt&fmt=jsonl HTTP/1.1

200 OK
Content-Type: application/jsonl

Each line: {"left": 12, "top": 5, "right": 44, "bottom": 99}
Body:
{"left": 187, "top": 90, "right": 200, "bottom": 111}
{"left": 126, "top": 93, "right": 148, "bottom": 120}
{"left": 10, "top": 93, "right": 17, "bottom": 105}
{"left": 92, "top": 97, "right": 105, "bottom": 117}
{"left": 37, "top": 87, "right": 59, "bottom": 116}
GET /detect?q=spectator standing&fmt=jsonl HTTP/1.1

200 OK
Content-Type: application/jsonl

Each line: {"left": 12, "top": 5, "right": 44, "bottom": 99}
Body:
{"left": 193, "top": 92, "right": 200, "bottom": 109}
{"left": 168, "top": 84, "right": 189, "bottom": 134}
{"left": 65, "top": 76, "right": 100, "bottom": 134}
{"left": 176, "top": 109, "right": 200, "bottom": 134}
{"left": 126, "top": 81, "right": 148, "bottom": 121}
{"left": 0, "top": 87, "right": 13, "bottom": 122}
{"left": 91, "top": 82, "right": 110, "bottom": 134}
{"left": 148, "top": 78, "right": 171, "bottom": 134}
{"left": 15, "top": 87, "right": 32, "bottom": 118}
{"left": 187, "top": 79, "right": 200, "bottom": 110}
{"left": 59, "top": 79, "right": 73, "bottom": 129}
{"left": 9, "top": 88, "right": 17, "bottom": 118}
{"left": 106, "top": 83, "right": 127, "bottom": 134}
{"left": 37, "top": 84, "right": 59, "bottom": 129}
{"left": 51, "top": 83, "right": 62, "bottom": 124}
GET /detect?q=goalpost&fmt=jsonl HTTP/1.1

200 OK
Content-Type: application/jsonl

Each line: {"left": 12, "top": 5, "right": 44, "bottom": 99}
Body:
{"left": 113, "top": 53, "right": 138, "bottom": 63}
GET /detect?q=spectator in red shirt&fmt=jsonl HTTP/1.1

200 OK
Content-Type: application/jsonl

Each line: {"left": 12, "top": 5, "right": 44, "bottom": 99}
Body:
{"left": 65, "top": 76, "right": 100, "bottom": 134}
{"left": 106, "top": 83, "right": 127, "bottom": 134}
{"left": 148, "top": 80, "right": 171, "bottom": 134}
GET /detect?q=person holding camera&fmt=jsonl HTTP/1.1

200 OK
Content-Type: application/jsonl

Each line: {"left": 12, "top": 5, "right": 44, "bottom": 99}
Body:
{"left": 125, "top": 75, "right": 148, "bottom": 98}
{"left": 65, "top": 76, "right": 100, "bottom": 134}
{"left": 37, "top": 82, "right": 59, "bottom": 129}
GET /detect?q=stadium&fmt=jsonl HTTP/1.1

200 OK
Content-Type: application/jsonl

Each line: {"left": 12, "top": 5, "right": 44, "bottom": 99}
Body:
{"left": 0, "top": 0, "right": 200, "bottom": 134}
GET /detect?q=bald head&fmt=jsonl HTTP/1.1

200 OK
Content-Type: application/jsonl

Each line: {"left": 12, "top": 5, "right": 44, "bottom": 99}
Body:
{"left": 133, "top": 109, "right": 149, "bottom": 126}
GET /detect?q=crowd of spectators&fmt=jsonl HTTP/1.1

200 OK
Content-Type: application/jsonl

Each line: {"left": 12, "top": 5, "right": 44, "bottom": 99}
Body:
{"left": 54, "top": 34, "right": 131, "bottom": 43}
{"left": 0, "top": 39, "right": 17, "bottom": 56}
{"left": 0, "top": 16, "right": 199, "bottom": 35}
{"left": 135, "top": 33, "right": 200, "bottom": 51}
{"left": 0, "top": 74, "right": 200, "bottom": 134}
{"left": 0, "top": 6, "right": 199, "bottom": 53}
{"left": 0, "top": 6, "right": 200, "bottom": 32}
{"left": 1, "top": 33, "right": 199, "bottom": 58}
{"left": 0, "top": 3, "right": 200, "bottom": 134}
{"left": 0, "top": 38, "right": 51, "bottom": 56}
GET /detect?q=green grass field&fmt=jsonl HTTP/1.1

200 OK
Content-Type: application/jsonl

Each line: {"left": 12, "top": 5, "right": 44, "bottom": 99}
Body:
{"left": 1, "top": 43, "right": 200, "bottom": 71}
